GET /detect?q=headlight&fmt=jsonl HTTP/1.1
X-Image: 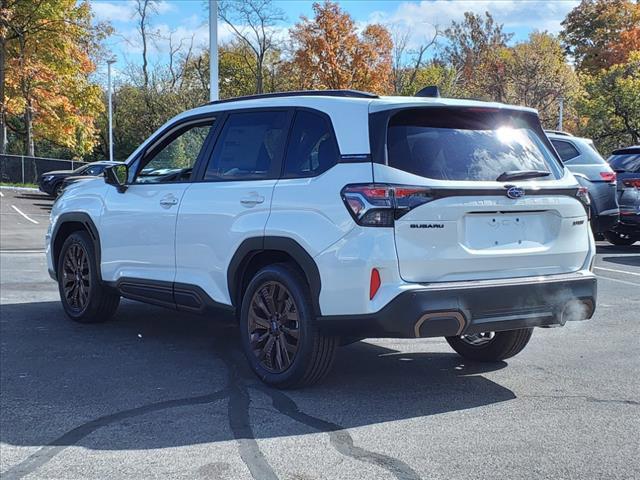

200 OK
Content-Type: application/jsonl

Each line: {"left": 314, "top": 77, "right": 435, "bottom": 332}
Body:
{"left": 43, "top": 175, "right": 54, "bottom": 182}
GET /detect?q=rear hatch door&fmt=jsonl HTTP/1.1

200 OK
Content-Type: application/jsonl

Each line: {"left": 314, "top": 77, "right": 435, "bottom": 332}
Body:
{"left": 373, "top": 106, "right": 590, "bottom": 283}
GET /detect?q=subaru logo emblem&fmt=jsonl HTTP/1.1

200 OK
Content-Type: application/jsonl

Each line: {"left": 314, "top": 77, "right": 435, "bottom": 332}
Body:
{"left": 506, "top": 186, "right": 525, "bottom": 199}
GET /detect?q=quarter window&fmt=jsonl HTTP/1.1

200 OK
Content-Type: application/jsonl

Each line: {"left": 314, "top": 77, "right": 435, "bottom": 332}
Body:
{"left": 283, "top": 110, "right": 339, "bottom": 178}
{"left": 204, "top": 111, "right": 288, "bottom": 181}
{"left": 551, "top": 140, "right": 580, "bottom": 162}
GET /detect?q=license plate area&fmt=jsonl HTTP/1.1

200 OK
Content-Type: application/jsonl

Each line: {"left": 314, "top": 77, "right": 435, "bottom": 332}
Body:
{"left": 463, "top": 211, "right": 552, "bottom": 250}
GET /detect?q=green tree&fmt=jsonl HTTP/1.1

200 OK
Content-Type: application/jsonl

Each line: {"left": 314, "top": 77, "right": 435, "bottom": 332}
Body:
{"left": 442, "top": 11, "right": 512, "bottom": 98}
{"left": 501, "top": 32, "right": 581, "bottom": 129}
{"left": 577, "top": 51, "right": 640, "bottom": 153}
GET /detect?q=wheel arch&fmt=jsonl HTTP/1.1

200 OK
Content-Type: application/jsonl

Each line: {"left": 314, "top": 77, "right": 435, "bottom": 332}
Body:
{"left": 228, "top": 237, "right": 322, "bottom": 317}
{"left": 52, "top": 212, "right": 102, "bottom": 282}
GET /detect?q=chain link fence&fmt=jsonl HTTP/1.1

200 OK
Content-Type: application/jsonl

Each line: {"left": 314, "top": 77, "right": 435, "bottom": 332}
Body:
{"left": 0, "top": 154, "right": 86, "bottom": 184}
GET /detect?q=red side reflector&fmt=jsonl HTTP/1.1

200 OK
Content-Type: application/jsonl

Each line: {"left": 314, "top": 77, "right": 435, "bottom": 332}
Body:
{"left": 623, "top": 179, "right": 640, "bottom": 188}
{"left": 369, "top": 268, "right": 381, "bottom": 300}
{"left": 599, "top": 172, "right": 616, "bottom": 182}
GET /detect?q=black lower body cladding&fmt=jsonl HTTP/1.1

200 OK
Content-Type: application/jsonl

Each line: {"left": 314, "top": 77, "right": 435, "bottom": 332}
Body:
{"left": 317, "top": 273, "right": 597, "bottom": 338}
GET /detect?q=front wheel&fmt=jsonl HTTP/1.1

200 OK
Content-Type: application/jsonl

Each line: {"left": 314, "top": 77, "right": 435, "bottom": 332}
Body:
{"left": 239, "top": 263, "right": 337, "bottom": 388}
{"left": 446, "top": 328, "right": 533, "bottom": 362}
{"left": 604, "top": 230, "right": 637, "bottom": 246}
{"left": 57, "top": 231, "right": 120, "bottom": 323}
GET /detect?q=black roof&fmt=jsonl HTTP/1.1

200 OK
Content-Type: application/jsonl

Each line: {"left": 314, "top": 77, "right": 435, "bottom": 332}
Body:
{"left": 207, "top": 90, "right": 378, "bottom": 105}
{"left": 612, "top": 146, "right": 640, "bottom": 155}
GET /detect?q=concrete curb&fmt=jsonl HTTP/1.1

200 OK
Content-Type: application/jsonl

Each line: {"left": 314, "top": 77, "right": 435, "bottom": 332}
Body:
{"left": 0, "top": 185, "right": 40, "bottom": 192}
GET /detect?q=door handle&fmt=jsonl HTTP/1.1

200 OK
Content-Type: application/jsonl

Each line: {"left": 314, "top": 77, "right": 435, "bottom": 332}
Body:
{"left": 160, "top": 194, "right": 179, "bottom": 208}
{"left": 240, "top": 193, "right": 265, "bottom": 207}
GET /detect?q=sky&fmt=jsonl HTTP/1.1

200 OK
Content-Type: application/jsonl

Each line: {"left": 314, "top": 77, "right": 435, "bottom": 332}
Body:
{"left": 91, "top": 0, "right": 580, "bottom": 80}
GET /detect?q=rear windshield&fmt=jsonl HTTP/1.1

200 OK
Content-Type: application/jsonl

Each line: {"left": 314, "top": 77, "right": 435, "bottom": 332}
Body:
{"left": 387, "top": 108, "right": 562, "bottom": 181}
{"left": 608, "top": 154, "right": 640, "bottom": 172}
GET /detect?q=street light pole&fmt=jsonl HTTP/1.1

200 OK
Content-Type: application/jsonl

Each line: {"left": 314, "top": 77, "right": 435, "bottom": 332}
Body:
{"left": 107, "top": 57, "right": 117, "bottom": 162}
{"left": 209, "top": 0, "right": 219, "bottom": 101}
{"left": 557, "top": 97, "right": 564, "bottom": 131}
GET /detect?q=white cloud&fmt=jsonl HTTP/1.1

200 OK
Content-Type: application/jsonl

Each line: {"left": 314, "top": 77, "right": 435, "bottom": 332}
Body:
{"left": 370, "top": 0, "right": 579, "bottom": 45}
{"left": 91, "top": 0, "right": 175, "bottom": 23}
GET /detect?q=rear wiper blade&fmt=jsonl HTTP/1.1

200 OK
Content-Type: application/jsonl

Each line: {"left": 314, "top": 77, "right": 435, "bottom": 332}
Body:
{"left": 496, "top": 170, "right": 551, "bottom": 182}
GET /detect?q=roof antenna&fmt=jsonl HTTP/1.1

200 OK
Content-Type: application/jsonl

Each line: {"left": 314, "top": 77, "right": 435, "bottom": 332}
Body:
{"left": 415, "top": 86, "right": 440, "bottom": 98}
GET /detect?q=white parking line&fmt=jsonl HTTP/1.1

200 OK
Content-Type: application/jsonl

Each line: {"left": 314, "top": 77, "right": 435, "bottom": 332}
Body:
{"left": 10, "top": 205, "right": 39, "bottom": 224}
{"left": 594, "top": 266, "right": 640, "bottom": 277}
{"left": 0, "top": 190, "right": 4, "bottom": 197}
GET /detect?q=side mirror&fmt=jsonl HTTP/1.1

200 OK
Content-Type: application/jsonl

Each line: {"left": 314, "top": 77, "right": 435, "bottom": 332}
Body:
{"left": 104, "top": 163, "right": 129, "bottom": 193}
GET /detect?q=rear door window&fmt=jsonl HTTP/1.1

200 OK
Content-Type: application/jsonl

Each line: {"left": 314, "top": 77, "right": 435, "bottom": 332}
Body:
{"left": 283, "top": 110, "right": 340, "bottom": 178}
{"left": 204, "top": 111, "right": 288, "bottom": 181}
{"left": 386, "top": 108, "right": 562, "bottom": 181}
{"left": 550, "top": 140, "right": 580, "bottom": 162}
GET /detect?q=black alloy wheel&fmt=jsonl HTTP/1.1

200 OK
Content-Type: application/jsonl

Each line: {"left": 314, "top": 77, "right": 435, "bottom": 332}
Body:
{"left": 62, "top": 242, "right": 91, "bottom": 312}
{"left": 247, "top": 281, "right": 300, "bottom": 373}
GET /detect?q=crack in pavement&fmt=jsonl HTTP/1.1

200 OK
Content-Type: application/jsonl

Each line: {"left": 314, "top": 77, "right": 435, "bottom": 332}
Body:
{"left": 223, "top": 358, "right": 279, "bottom": 480}
{"left": 251, "top": 385, "right": 421, "bottom": 480}
{"left": 2, "top": 335, "right": 421, "bottom": 480}
{"left": 0, "top": 389, "right": 230, "bottom": 480}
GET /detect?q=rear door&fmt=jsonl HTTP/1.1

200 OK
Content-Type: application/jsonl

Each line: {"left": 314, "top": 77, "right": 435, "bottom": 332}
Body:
{"left": 175, "top": 109, "right": 292, "bottom": 305}
{"left": 373, "top": 107, "right": 590, "bottom": 283}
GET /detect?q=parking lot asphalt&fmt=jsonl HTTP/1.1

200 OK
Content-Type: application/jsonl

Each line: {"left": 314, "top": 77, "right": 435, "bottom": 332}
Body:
{"left": 1, "top": 187, "right": 638, "bottom": 480}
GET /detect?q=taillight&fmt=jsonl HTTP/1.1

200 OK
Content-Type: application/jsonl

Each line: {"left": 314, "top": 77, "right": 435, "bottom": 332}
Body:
{"left": 599, "top": 171, "right": 616, "bottom": 182}
{"left": 576, "top": 186, "right": 591, "bottom": 217}
{"left": 341, "top": 184, "right": 432, "bottom": 227}
{"left": 623, "top": 178, "right": 640, "bottom": 189}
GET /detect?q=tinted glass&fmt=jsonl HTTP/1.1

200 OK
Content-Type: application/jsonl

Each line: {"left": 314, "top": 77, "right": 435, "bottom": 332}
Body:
{"left": 135, "top": 122, "right": 213, "bottom": 184}
{"left": 387, "top": 109, "right": 561, "bottom": 181}
{"left": 283, "top": 111, "right": 339, "bottom": 177}
{"left": 204, "top": 111, "right": 288, "bottom": 181}
{"left": 609, "top": 154, "right": 640, "bottom": 172}
{"left": 551, "top": 140, "right": 579, "bottom": 162}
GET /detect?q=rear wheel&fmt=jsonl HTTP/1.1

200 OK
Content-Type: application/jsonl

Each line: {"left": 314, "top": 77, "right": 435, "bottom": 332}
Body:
{"left": 57, "top": 231, "right": 120, "bottom": 323}
{"left": 239, "top": 263, "right": 337, "bottom": 388}
{"left": 604, "top": 230, "right": 637, "bottom": 246}
{"left": 446, "top": 328, "right": 533, "bottom": 362}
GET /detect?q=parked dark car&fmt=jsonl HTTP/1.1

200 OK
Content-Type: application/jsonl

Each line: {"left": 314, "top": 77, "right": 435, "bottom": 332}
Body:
{"left": 546, "top": 131, "right": 619, "bottom": 235}
{"left": 38, "top": 161, "right": 119, "bottom": 197}
{"left": 607, "top": 146, "right": 640, "bottom": 245}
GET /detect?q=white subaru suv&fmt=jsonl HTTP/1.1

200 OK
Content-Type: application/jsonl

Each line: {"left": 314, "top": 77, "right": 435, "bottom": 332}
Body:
{"left": 46, "top": 90, "right": 597, "bottom": 388}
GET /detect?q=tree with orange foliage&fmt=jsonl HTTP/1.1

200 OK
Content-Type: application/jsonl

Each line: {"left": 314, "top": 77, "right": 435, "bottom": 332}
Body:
{"left": 561, "top": 0, "right": 640, "bottom": 72}
{"left": 1, "top": 0, "right": 106, "bottom": 156}
{"left": 288, "top": 1, "right": 392, "bottom": 94}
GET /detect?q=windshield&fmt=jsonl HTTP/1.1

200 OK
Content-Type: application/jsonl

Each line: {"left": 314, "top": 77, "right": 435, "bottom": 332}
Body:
{"left": 73, "top": 164, "right": 90, "bottom": 174}
{"left": 387, "top": 108, "right": 562, "bottom": 181}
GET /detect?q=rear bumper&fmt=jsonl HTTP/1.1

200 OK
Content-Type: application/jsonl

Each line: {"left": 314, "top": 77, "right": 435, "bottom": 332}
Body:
{"left": 317, "top": 272, "right": 597, "bottom": 338}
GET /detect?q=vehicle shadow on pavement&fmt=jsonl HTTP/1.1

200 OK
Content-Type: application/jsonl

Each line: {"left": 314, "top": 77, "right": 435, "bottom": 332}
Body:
{"left": 596, "top": 244, "right": 640, "bottom": 254}
{"left": 602, "top": 255, "right": 640, "bottom": 268}
{"left": 0, "top": 300, "right": 514, "bottom": 461}
{"left": 14, "top": 193, "right": 53, "bottom": 212}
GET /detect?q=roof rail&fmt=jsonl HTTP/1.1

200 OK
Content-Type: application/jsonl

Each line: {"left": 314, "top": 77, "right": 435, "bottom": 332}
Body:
{"left": 545, "top": 130, "right": 574, "bottom": 137}
{"left": 207, "top": 89, "right": 378, "bottom": 105}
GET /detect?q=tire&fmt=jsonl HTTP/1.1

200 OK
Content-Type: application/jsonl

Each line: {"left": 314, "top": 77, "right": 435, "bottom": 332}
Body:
{"left": 239, "top": 263, "right": 337, "bottom": 389}
{"left": 57, "top": 230, "right": 120, "bottom": 323}
{"left": 445, "top": 328, "right": 533, "bottom": 362}
{"left": 604, "top": 230, "right": 637, "bottom": 246}
{"left": 53, "top": 182, "right": 64, "bottom": 198}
